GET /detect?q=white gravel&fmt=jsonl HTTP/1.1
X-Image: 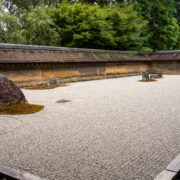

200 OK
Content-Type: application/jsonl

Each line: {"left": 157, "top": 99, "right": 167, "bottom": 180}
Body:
{"left": 0, "top": 75, "right": 180, "bottom": 180}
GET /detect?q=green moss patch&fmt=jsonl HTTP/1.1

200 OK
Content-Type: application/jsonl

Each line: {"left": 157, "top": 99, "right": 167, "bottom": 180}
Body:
{"left": 0, "top": 103, "right": 44, "bottom": 115}
{"left": 139, "top": 79, "right": 157, "bottom": 82}
{"left": 24, "top": 84, "right": 67, "bottom": 90}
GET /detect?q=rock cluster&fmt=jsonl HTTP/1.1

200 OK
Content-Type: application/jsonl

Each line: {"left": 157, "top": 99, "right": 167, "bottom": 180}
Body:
{"left": 44, "top": 78, "right": 64, "bottom": 88}
{"left": 0, "top": 74, "right": 27, "bottom": 107}
{"left": 142, "top": 71, "right": 163, "bottom": 81}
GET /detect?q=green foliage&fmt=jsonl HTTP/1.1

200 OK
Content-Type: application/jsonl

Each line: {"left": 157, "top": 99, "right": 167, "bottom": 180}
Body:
{"left": 50, "top": 2, "right": 149, "bottom": 50}
{"left": 105, "top": 5, "right": 150, "bottom": 51}
{"left": 79, "top": 0, "right": 111, "bottom": 6}
{"left": 0, "top": 0, "right": 179, "bottom": 51}
{"left": 0, "top": 0, "right": 62, "bottom": 14}
{"left": 0, "top": 7, "right": 60, "bottom": 46}
{"left": 174, "top": 27, "right": 180, "bottom": 49}
{"left": 149, "top": 5, "right": 179, "bottom": 50}
{"left": 0, "top": 12, "right": 25, "bottom": 43}
{"left": 174, "top": 0, "right": 180, "bottom": 24}
{"left": 133, "top": 0, "right": 180, "bottom": 51}
{"left": 133, "top": 0, "right": 175, "bottom": 21}
{"left": 50, "top": 2, "right": 116, "bottom": 49}
{"left": 21, "top": 7, "right": 60, "bottom": 46}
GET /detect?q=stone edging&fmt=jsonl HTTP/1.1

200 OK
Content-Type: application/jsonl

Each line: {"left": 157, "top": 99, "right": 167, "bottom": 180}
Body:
{"left": 154, "top": 154, "right": 180, "bottom": 180}
{"left": 0, "top": 165, "right": 45, "bottom": 180}
{"left": 0, "top": 155, "right": 179, "bottom": 179}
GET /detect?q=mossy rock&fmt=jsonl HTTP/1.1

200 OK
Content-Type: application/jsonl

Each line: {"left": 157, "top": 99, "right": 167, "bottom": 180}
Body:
{"left": 23, "top": 84, "right": 66, "bottom": 90}
{"left": 0, "top": 103, "right": 44, "bottom": 115}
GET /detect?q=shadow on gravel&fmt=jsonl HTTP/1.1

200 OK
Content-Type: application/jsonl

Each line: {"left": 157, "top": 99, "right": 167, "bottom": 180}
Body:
{"left": 56, "top": 99, "right": 71, "bottom": 103}
{"left": 138, "top": 80, "right": 157, "bottom": 82}
{"left": 0, "top": 173, "right": 18, "bottom": 180}
{"left": 173, "top": 171, "right": 180, "bottom": 180}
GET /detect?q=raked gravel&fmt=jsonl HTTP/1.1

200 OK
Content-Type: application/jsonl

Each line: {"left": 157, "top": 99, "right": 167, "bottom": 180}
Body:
{"left": 0, "top": 75, "right": 180, "bottom": 180}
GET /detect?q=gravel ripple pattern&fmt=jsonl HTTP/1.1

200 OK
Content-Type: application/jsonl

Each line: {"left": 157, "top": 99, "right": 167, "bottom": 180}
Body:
{"left": 0, "top": 75, "right": 180, "bottom": 180}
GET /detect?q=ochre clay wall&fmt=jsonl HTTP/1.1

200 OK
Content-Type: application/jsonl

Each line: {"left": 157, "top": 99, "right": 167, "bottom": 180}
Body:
{"left": 150, "top": 61, "right": 180, "bottom": 75}
{"left": 0, "top": 44, "right": 180, "bottom": 86}
{"left": 0, "top": 62, "right": 149, "bottom": 86}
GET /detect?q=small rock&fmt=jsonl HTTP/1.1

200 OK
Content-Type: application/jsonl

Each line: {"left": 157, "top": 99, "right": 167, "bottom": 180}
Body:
{"left": 157, "top": 73, "right": 163, "bottom": 78}
{"left": 150, "top": 74, "right": 156, "bottom": 80}
{"left": 153, "top": 73, "right": 163, "bottom": 79}
{"left": 44, "top": 78, "right": 64, "bottom": 88}
{"left": 0, "top": 74, "right": 27, "bottom": 107}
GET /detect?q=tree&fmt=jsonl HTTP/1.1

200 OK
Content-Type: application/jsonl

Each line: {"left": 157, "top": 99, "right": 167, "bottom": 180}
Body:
{"left": 0, "top": 0, "right": 62, "bottom": 14}
{"left": 174, "top": 0, "right": 180, "bottom": 24}
{"left": 50, "top": 2, "right": 116, "bottom": 49}
{"left": 133, "top": 0, "right": 175, "bottom": 21}
{"left": 21, "top": 7, "right": 60, "bottom": 46}
{"left": 0, "top": 6, "right": 60, "bottom": 46}
{"left": 133, "top": 0, "right": 179, "bottom": 50}
{"left": 50, "top": 2, "right": 149, "bottom": 50}
{"left": 0, "top": 12, "right": 25, "bottom": 43}
{"left": 106, "top": 4, "right": 150, "bottom": 51}
{"left": 174, "top": 33, "right": 180, "bottom": 49}
{"left": 149, "top": 5, "right": 179, "bottom": 50}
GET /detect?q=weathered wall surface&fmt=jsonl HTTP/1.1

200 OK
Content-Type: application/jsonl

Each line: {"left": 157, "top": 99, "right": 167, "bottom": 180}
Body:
{"left": 0, "top": 44, "right": 180, "bottom": 86}
{"left": 150, "top": 61, "right": 180, "bottom": 74}
{"left": 0, "top": 62, "right": 149, "bottom": 86}
{"left": 0, "top": 43, "right": 150, "bottom": 63}
{"left": 149, "top": 51, "right": 180, "bottom": 75}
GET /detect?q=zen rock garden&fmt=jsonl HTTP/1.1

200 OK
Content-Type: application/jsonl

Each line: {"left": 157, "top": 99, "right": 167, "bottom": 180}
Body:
{"left": 0, "top": 71, "right": 164, "bottom": 115}
{"left": 0, "top": 74, "right": 180, "bottom": 180}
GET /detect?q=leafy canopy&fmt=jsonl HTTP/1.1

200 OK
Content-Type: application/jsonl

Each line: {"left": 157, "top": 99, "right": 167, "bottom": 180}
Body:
{"left": 21, "top": 7, "right": 60, "bottom": 46}
{"left": 133, "top": 0, "right": 180, "bottom": 50}
{"left": 0, "top": 12, "right": 25, "bottom": 43}
{"left": 50, "top": 2, "right": 149, "bottom": 50}
{"left": 0, "top": 0, "right": 179, "bottom": 51}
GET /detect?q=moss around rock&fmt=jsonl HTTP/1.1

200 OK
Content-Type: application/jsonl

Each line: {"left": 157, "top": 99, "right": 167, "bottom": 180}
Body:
{"left": 0, "top": 103, "right": 44, "bottom": 115}
{"left": 24, "top": 85, "right": 66, "bottom": 90}
{"left": 139, "top": 79, "right": 157, "bottom": 82}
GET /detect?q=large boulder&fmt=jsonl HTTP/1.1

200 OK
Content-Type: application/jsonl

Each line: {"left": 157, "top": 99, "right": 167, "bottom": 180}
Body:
{"left": 0, "top": 74, "right": 27, "bottom": 107}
